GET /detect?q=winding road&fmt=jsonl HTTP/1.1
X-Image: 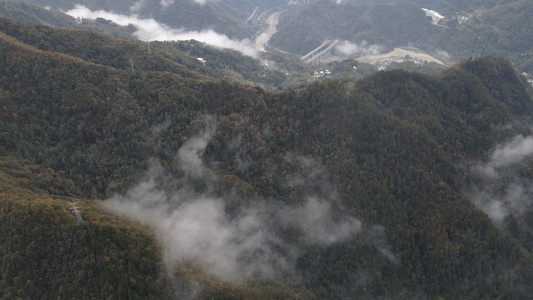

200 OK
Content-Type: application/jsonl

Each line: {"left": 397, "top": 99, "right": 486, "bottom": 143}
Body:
{"left": 252, "top": 5, "right": 295, "bottom": 55}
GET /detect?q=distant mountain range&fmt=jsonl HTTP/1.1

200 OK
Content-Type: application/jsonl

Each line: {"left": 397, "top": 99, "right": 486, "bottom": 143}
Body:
{"left": 3, "top": 0, "right": 287, "bottom": 38}
{"left": 3, "top": 0, "right": 532, "bottom": 79}
{"left": 1, "top": 2, "right": 533, "bottom": 299}
{"left": 271, "top": 0, "right": 533, "bottom": 76}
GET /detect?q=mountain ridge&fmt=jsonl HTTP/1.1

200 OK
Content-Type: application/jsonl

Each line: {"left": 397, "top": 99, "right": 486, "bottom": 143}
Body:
{"left": 1, "top": 13, "right": 533, "bottom": 299}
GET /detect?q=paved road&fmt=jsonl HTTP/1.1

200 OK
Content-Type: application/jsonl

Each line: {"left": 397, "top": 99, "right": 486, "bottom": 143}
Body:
{"left": 253, "top": 5, "right": 296, "bottom": 56}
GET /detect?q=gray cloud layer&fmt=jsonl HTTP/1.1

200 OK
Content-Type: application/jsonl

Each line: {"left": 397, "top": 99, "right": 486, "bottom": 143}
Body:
{"left": 335, "top": 40, "right": 383, "bottom": 57}
{"left": 468, "top": 135, "right": 533, "bottom": 223}
{"left": 104, "top": 122, "right": 363, "bottom": 282}
{"left": 65, "top": 5, "right": 258, "bottom": 58}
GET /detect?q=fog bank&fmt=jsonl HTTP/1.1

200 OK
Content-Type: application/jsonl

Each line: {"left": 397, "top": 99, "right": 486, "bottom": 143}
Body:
{"left": 468, "top": 135, "right": 533, "bottom": 223}
{"left": 104, "top": 124, "right": 363, "bottom": 282}
{"left": 65, "top": 4, "right": 258, "bottom": 58}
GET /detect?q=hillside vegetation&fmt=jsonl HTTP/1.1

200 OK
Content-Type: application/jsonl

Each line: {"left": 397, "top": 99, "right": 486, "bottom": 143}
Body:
{"left": 1, "top": 17, "right": 533, "bottom": 299}
{"left": 3, "top": 0, "right": 287, "bottom": 39}
{"left": 272, "top": 0, "right": 533, "bottom": 75}
{"left": 0, "top": 14, "right": 293, "bottom": 89}
{"left": 0, "top": 1, "right": 136, "bottom": 38}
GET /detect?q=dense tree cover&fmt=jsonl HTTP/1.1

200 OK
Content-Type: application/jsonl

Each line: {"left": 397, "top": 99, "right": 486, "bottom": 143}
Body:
{"left": 5, "top": 0, "right": 533, "bottom": 77}
{"left": 0, "top": 4, "right": 461, "bottom": 89}
{"left": 154, "top": 40, "right": 288, "bottom": 89}
{"left": 4, "top": 0, "right": 276, "bottom": 39}
{"left": 457, "top": 57, "right": 533, "bottom": 116}
{"left": 0, "top": 1, "right": 137, "bottom": 39}
{"left": 0, "top": 159, "right": 171, "bottom": 299}
{"left": 0, "top": 16, "right": 208, "bottom": 80}
{"left": 0, "top": 15, "right": 293, "bottom": 89}
{"left": 1, "top": 18, "right": 533, "bottom": 299}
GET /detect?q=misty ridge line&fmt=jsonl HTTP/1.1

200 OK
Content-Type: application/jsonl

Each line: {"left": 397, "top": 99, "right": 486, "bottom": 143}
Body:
{"left": 64, "top": 4, "right": 258, "bottom": 58}
{"left": 103, "top": 119, "right": 395, "bottom": 282}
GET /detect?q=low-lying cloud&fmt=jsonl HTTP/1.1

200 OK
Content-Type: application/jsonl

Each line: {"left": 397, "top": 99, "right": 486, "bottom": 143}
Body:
{"left": 65, "top": 5, "right": 258, "bottom": 58}
{"left": 468, "top": 135, "right": 533, "bottom": 223}
{"left": 435, "top": 50, "right": 451, "bottom": 59}
{"left": 177, "top": 124, "right": 215, "bottom": 178}
{"left": 106, "top": 172, "right": 285, "bottom": 281}
{"left": 129, "top": 0, "right": 145, "bottom": 13}
{"left": 280, "top": 197, "right": 361, "bottom": 245}
{"left": 160, "top": 0, "right": 175, "bottom": 8}
{"left": 490, "top": 135, "right": 533, "bottom": 168}
{"left": 335, "top": 40, "right": 383, "bottom": 57}
{"left": 104, "top": 121, "right": 363, "bottom": 282}
{"left": 365, "top": 225, "right": 397, "bottom": 263}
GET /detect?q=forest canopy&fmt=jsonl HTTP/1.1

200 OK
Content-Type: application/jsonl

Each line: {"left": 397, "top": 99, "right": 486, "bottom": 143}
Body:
{"left": 1, "top": 15, "right": 533, "bottom": 299}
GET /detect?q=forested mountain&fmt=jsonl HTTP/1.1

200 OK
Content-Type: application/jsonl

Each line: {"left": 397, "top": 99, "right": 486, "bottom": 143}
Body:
{"left": 9, "top": 0, "right": 251, "bottom": 37}
{"left": 271, "top": 0, "right": 533, "bottom": 75}
{"left": 274, "top": 0, "right": 436, "bottom": 55}
{"left": 0, "top": 3, "right": 383, "bottom": 88}
{"left": 1, "top": 15, "right": 533, "bottom": 299}
{"left": 3, "top": 0, "right": 533, "bottom": 76}
{"left": 4, "top": 0, "right": 287, "bottom": 39}
{"left": 0, "top": 1, "right": 137, "bottom": 38}
{"left": 0, "top": 13, "right": 294, "bottom": 89}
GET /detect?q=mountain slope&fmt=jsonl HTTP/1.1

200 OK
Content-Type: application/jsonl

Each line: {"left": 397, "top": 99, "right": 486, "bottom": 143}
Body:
{"left": 4, "top": 0, "right": 269, "bottom": 39}
{"left": 272, "top": 0, "right": 439, "bottom": 55}
{"left": 0, "top": 1, "right": 136, "bottom": 38}
{"left": 1, "top": 17, "right": 533, "bottom": 299}
{"left": 0, "top": 15, "right": 290, "bottom": 88}
{"left": 272, "top": 0, "right": 533, "bottom": 75}
{"left": 0, "top": 159, "right": 170, "bottom": 299}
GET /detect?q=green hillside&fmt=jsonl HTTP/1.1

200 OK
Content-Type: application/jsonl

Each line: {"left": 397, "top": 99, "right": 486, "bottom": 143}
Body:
{"left": 1, "top": 17, "right": 533, "bottom": 299}
{"left": 0, "top": 15, "right": 291, "bottom": 89}
{"left": 0, "top": 166, "right": 170, "bottom": 299}
{"left": 0, "top": 1, "right": 136, "bottom": 39}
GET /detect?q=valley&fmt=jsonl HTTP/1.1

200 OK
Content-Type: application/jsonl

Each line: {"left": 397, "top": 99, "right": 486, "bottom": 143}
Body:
{"left": 1, "top": 1, "right": 533, "bottom": 299}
